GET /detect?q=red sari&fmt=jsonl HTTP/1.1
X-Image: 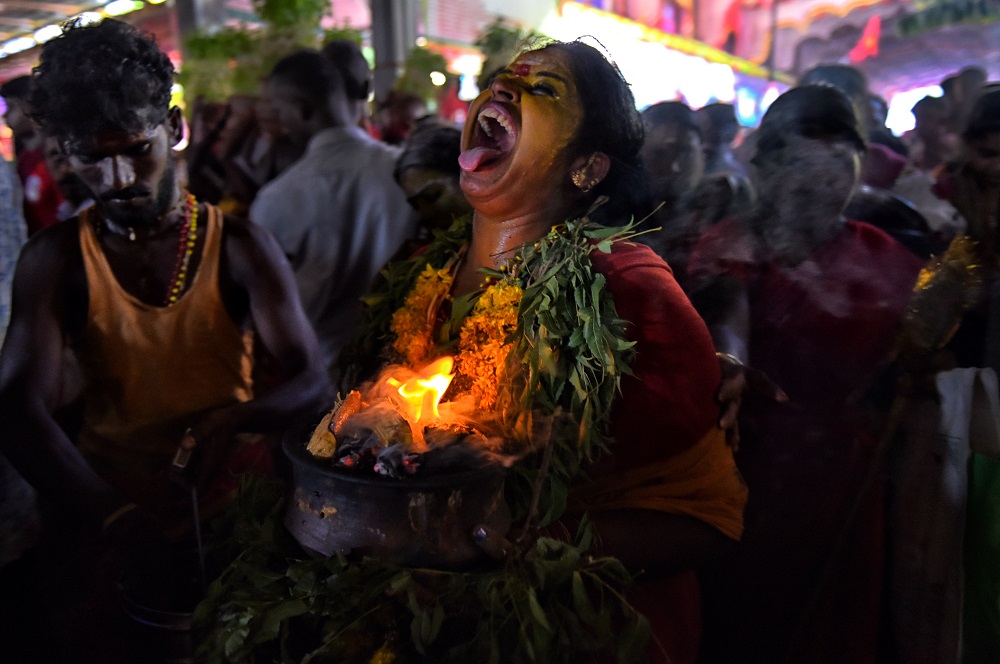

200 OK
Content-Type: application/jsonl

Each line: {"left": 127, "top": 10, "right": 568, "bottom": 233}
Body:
{"left": 582, "top": 241, "right": 747, "bottom": 664}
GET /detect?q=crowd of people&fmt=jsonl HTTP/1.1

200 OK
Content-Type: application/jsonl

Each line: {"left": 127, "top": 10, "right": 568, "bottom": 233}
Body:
{"left": 0, "top": 14, "right": 997, "bottom": 664}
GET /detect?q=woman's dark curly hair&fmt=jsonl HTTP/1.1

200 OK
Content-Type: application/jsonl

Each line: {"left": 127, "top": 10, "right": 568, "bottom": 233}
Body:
{"left": 524, "top": 40, "right": 650, "bottom": 224}
{"left": 30, "top": 18, "right": 175, "bottom": 143}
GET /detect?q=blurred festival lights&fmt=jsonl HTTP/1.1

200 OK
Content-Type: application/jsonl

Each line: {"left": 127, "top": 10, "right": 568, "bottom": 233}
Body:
{"left": 1, "top": 3, "right": 146, "bottom": 59}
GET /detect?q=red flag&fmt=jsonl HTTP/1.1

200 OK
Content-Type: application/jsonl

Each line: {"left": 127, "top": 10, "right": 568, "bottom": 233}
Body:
{"left": 849, "top": 15, "right": 881, "bottom": 63}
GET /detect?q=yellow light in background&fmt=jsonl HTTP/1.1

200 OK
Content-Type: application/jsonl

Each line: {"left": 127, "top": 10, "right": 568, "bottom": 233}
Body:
{"left": 170, "top": 83, "right": 185, "bottom": 108}
{"left": 103, "top": 0, "right": 143, "bottom": 17}
{"left": 148, "top": 0, "right": 167, "bottom": 4}
{"left": 34, "top": 25, "right": 62, "bottom": 44}
{"left": 415, "top": 36, "right": 428, "bottom": 47}
{"left": 429, "top": 71, "right": 446, "bottom": 87}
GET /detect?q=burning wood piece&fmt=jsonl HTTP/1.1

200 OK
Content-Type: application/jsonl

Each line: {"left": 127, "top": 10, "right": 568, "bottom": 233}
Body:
{"left": 306, "top": 410, "right": 338, "bottom": 459}
{"left": 332, "top": 390, "right": 364, "bottom": 435}
{"left": 306, "top": 390, "right": 367, "bottom": 459}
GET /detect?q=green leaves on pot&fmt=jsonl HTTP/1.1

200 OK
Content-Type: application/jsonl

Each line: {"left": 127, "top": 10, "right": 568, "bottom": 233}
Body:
{"left": 196, "top": 485, "right": 651, "bottom": 663}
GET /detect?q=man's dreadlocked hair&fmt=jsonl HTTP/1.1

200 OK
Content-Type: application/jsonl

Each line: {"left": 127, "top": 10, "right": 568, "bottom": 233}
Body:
{"left": 30, "top": 18, "right": 175, "bottom": 143}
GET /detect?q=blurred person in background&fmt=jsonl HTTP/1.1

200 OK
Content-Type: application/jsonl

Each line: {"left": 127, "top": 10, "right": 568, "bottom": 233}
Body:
{"left": 688, "top": 84, "right": 923, "bottom": 664}
{"left": 932, "top": 86, "right": 1000, "bottom": 368}
{"left": 868, "top": 93, "right": 909, "bottom": 158}
{"left": 377, "top": 90, "right": 428, "bottom": 145}
{"left": 695, "top": 101, "right": 754, "bottom": 231}
{"left": 904, "top": 95, "right": 958, "bottom": 172}
{"left": 184, "top": 87, "right": 311, "bottom": 219}
{"left": 697, "top": 102, "right": 748, "bottom": 180}
{"left": 642, "top": 102, "right": 704, "bottom": 212}
{"left": 1, "top": 76, "right": 64, "bottom": 235}
{"left": 894, "top": 95, "right": 966, "bottom": 244}
{"left": 639, "top": 101, "right": 751, "bottom": 284}
{"left": 322, "top": 38, "right": 379, "bottom": 138}
{"left": 393, "top": 117, "right": 471, "bottom": 239}
{"left": 800, "top": 63, "right": 872, "bottom": 131}
{"left": 251, "top": 50, "right": 416, "bottom": 377}
{"left": 0, "top": 153, "right": 38, "bottom": 664}
{"left": 42, "top": 135, "right": 92, "bottom": 221}
{"left": 948, "top": 66, "right": 988, "bottom": 135}
{"left": 798, "top": 64, "right": 908, "bottom": 189}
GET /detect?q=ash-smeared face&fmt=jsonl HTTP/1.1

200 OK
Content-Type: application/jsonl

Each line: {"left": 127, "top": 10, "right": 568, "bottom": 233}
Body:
{"left": 755, "top": 134, "right": 861, "bottom": 227}
{"left": 459, "top": 48, "right": 583, "bottom": 214}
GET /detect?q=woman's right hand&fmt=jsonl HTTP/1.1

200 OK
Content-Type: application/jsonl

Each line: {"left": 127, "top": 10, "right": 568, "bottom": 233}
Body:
{"left": 716, "top": 352, "right": 787, "bottom": 451}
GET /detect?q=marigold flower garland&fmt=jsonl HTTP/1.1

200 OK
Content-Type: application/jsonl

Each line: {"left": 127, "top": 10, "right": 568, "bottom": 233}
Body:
{"left": 455, "top": 280, "right": 523, "bottom": 411}
{"left": 390, "top": 264, "right": 453, "bottom": 367}
{"left": 388, "top": 263, "right": 524, "bottom": 412}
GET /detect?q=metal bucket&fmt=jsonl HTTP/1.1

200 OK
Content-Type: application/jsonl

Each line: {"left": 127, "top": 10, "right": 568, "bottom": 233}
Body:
{"left": 283, "top": 426, "right": 511, "bottom": 569}
{"left": 118, "top": 542, "right": 205, "bottom": 664}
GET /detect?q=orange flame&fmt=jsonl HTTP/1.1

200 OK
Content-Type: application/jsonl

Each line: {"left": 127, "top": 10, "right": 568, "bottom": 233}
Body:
{"left": 386, "top": 357, "right": 455, "bottom": 450}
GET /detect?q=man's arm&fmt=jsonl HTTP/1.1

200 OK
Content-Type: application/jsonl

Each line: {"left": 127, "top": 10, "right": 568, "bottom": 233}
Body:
{"left": 0, "top": 228, "right": 128, "bottom": 525}
{"left": 183, "top": 218, "right": 331, "bottom": 483}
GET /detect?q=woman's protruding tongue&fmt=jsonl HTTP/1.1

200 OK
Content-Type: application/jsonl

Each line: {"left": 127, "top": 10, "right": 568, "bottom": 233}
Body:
{"left": 459, "top": 147, "right": 503, "bottom": 172}
{"left": 460, "top": 113, "right": 516, "bottom": 173}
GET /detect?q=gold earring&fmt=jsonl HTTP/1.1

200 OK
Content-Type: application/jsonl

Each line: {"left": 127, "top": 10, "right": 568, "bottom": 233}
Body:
{"left": 572, "top": 153, "right": 599, "bottom": 192}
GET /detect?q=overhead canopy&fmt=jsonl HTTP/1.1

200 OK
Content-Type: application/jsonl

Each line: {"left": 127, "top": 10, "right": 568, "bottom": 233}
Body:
{"left": 0, "top": 1, "right": 179, "bottom": 80}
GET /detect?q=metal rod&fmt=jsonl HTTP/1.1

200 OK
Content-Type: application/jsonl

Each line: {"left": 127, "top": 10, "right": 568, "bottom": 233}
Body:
{"left": 191, "top": 485, "right": 208, "bottom": 594}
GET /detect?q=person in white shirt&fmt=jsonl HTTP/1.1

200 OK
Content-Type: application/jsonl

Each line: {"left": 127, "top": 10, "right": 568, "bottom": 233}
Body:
{"left": 250, "top": 50, "right": 417, "bottom": 376}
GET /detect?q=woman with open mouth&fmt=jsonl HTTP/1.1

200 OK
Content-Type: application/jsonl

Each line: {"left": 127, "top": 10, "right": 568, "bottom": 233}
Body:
{"left": 349, "top": 39, "right": 748, "bottom": 664}
{"left": 201, "top": 39, "right": 749, "bottom": 664}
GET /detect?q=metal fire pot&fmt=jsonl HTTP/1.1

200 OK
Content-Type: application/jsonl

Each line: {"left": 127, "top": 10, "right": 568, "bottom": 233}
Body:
{"left": 283, "top": 426, "right": 512, "bottom": 569}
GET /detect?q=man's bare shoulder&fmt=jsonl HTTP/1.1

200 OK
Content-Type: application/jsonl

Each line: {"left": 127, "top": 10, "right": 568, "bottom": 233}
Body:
{"left": 218, "top": 212, "right": 289, "bottom": 283}
{"left": 220, "top": 213, "right": 277, "bottom": 250}
{"left": 16, "top": 217, "right": 83, "bottom": 278}
{"left": 7, "top": 217, "right": 87, "bottom": 337}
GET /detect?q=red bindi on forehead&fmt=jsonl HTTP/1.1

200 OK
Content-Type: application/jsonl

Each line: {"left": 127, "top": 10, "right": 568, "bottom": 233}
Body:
{"left": 514, "top": 63, "right": 531, "bottom": 77}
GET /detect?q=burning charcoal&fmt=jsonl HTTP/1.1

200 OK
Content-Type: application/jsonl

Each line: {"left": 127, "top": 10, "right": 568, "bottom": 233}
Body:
{"left": 334, "top": 431, "right": 380, "bottom": 457}
{"left": 335, "top": 452, "right": 360, "bottom": 469}
{"left": 374, "top": 444, "right": 421, "bottom": 478}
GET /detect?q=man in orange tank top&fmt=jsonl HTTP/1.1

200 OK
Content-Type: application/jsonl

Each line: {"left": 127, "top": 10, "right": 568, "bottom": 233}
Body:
{"left": 0, "top": 18, "right": 330, "bottom": 661}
